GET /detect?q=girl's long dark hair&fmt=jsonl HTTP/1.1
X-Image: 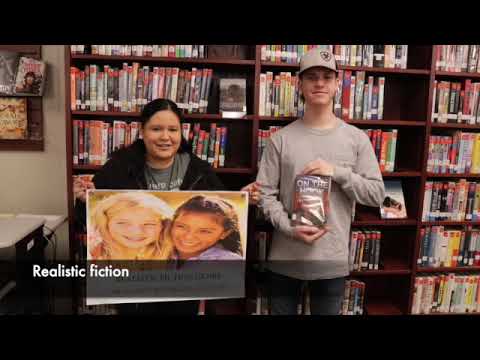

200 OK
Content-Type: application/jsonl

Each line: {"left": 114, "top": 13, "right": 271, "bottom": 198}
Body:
{"left": 140, "top": 98, "right": 191, "bottom": 153}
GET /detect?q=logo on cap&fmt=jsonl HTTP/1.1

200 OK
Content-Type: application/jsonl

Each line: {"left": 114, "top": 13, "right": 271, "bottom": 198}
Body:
{"left": 320, "top": 51, "right": 332, "bottom": 61}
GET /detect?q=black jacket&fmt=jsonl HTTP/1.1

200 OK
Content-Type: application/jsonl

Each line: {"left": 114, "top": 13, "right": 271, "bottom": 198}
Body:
{"left": 75, "top": 140, "right": 225, "bottom": 229}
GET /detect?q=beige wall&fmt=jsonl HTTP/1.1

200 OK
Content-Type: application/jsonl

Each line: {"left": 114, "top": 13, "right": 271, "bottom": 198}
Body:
{"left": 0, "top": 45, "right": 69, "bottom": 259}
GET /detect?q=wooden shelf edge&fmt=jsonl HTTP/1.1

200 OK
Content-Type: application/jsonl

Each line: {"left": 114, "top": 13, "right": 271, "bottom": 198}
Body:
{"left": 260, "top": 61, "right": 430, "bottom": 75}
{"left": 214, "top": 168, "right": 254, "bottom": 174}
{"left": 352, "top": 219, "right": 417, "bottom": 226}
{"left": 365, "top": 301, "right": 405, "bottom": 315}
{"left": 71, "top": 110, "right": 141, "bottom": 116}
{"left": 351, "top": 270, "right": 411, "bottom": 276}
{"left": 73, "top": 165, "right": 253, "bottom": 174}
{"left": 0, "top": 139, "right": 44, "bottom": 151}
{"left": 412, "top": 312, "right": 480, "bottom": 315}
{"left": 72, "top": 165, "right": 101, "bottom": 171}
{"left": 421, "top": 221, "right": 480, "bottom": 226}
{"left": 71, "top": 54, "right": 256, "bottom": 66}
{"left": 258, "top": 118, "right": 426, "bottom": 127}
{"left": 382, "top": 171, "right": 422, "bottom": 177}
{"left": 71, "top": 111, "right": 255, "bottom": 120}
{"left": 258, "top": 116, "right": 296, "bottom": 121}
{"left": 417, "top": 266, "right": 480, "bottom": 273}
{"left": 347, "top": 119, "right": 425, "bottom": 126}
{"left": 431, "top": 122, "right": 480, "bottom": 129}
{"left": 0, "top": 93, "right": 43, "bottom": 98}
{"left": 435, "top": 70, "right": 480, "bottom": 78}
{"left": 426, "top": 173, "right": 480, "bottom": 178}
{"left": 339, "top": 66, "right": 430, "bottom": 75}
{"left": 260, "top": 61, "right": 299, "bottom": 68}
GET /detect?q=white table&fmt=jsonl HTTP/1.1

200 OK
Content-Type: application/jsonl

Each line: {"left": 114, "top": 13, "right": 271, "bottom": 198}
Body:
{"left": 0, "top": 218, "right": 46, "bottom": 248}
{"left": 0, "top": 218, "right": 47, "bottom": 312}
{"left": 15, "top": 214, "right": 67, "bottom": 238}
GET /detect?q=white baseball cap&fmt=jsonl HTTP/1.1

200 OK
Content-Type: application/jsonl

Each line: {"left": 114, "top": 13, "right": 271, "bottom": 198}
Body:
{"left": 299, "top": 48, "right": 338, "bottom": 75}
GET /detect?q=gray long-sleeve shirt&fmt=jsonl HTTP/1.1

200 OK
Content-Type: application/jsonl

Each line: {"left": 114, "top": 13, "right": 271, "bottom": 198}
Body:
{"left": 256, "top": 117, "right": 385, "bottom": 280}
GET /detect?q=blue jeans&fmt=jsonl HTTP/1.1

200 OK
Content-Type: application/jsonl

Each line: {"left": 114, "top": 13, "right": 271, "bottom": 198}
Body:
{"left": 266, "top": 271, "right": 345, "bottom": 315}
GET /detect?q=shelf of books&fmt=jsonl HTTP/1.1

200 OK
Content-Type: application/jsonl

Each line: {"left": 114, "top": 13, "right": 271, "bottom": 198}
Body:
{"left": 409, "top": 45, "right": 480, "bottom": 315}
{"left": 66, "top": 45, "right": 480, "bottom": 315}
{"left": 66, "top": 45, "right": 260, "bottom": 315}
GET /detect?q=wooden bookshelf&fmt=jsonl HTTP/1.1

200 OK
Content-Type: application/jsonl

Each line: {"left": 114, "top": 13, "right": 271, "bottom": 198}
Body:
{"left": 408, "top": 45, "right": 480, "bottom": 316}
{"left": 65, "top": 45, "right": 480, "bottom": 316}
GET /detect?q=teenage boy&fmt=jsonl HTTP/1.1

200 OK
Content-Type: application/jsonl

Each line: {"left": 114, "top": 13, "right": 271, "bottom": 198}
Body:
{"left": 256, "top": 48, "right": 385, "bottom": 315}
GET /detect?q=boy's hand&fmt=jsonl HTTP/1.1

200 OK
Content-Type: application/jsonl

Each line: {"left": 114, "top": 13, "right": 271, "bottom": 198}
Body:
{"left": 301, "top": 158, "right": 334, "bottom": 177}
{"left": 292, "top": 225, "right": 329, "bottom": 244}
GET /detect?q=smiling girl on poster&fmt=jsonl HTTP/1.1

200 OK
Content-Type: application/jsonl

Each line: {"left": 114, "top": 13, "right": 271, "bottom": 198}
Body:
{"left": 88, "top": 192, "right": 174, "bottom": 260}
{"left": 171, "top": 195, "right": 243, "bottom": 260}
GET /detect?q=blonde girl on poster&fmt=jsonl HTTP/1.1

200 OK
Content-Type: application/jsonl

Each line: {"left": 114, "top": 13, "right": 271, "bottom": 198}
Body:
{"left": 88, "top": 192, "right": 174, "bottom": 260}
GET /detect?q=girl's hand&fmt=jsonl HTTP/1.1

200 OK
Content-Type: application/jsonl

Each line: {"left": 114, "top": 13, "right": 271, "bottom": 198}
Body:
{"left": 73, "top": 178, "right": 95, "bottom": 202}
{"left": 241, "top": 181, "right": 261, "bottom": 205}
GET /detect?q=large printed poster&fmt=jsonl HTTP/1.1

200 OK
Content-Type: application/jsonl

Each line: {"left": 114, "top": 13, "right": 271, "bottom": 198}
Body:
{"left": 86, "top": 190, "right": 248, "bottom": 305}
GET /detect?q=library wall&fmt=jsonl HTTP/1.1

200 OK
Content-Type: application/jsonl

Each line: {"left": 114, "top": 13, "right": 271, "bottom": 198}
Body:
{"left": 0, "top": 45, "right": 69, "bottom": 259}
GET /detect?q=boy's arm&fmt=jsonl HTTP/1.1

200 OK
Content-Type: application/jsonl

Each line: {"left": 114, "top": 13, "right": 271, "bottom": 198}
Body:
{"left": 256, "top": 138, "right": 294, "bottom": 237}
{"left": 332, "top": 134, "right": 385, "bottom": 207}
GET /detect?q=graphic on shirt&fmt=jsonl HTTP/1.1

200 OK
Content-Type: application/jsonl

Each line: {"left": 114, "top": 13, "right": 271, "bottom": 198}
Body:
{"left": 147, "top": 177, "right": 183, "bottom": 191}
{"left": 145, "top": 152, "right": 190, "bottom": 190}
